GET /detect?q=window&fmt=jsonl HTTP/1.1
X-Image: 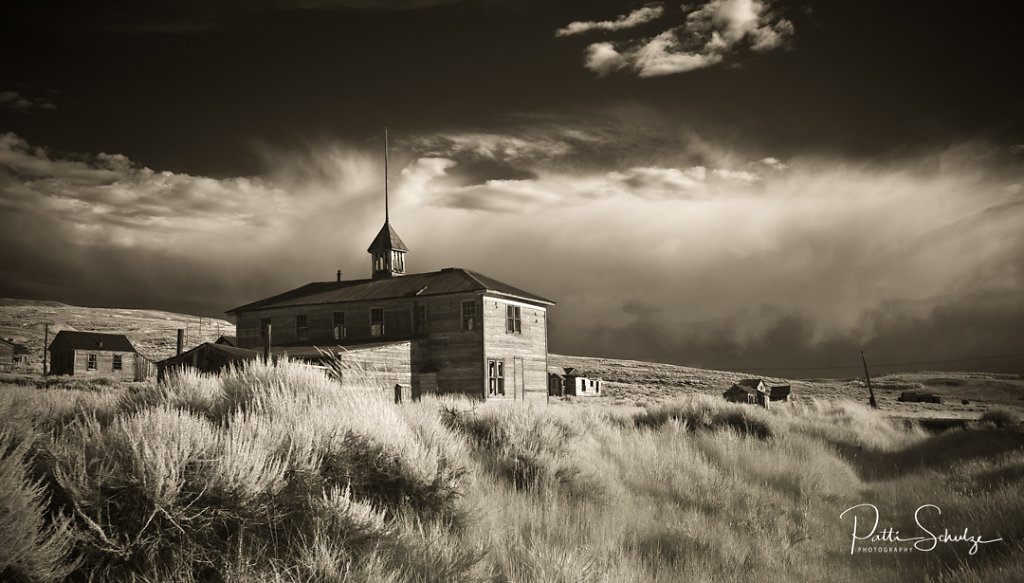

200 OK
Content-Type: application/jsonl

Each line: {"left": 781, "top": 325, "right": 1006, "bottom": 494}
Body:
{"left": 413, "top": 304, "right": 426, "bottom": 334}
{"left": 296, "top": 315, "right": 308, "bottom": 341}
{"left": 506, "top": 305, "right": 522, "bottom": 334}
{"left": 112, "top": 355, "right": 122, "bottom": 371}
{"left": 487, "top": 359, "right": 505, "bottom": 396}
{"left": 332, "top": 312, "right": 346, "bottom": 340}
{"left": 461, "top": 300, "right": 477, "bottom": 331}
{"left": 87, "top": 354, "right": 97, "bottom": 371}
{"left": 371, "top": 308, "right": 384, "bottom": 337}
{"left": 260, "top": 318, "right": 271, "bottom": 343}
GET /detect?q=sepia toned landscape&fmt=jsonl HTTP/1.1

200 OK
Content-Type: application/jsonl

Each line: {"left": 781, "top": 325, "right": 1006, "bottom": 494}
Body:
{"left": 4, "top": 0, "right": 1024, "bottom": 581}
{"left": 2, "top": 301, "right": 1023, "bottom": 582}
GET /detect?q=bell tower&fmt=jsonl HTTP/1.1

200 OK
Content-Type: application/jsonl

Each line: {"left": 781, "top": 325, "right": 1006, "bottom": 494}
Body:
{"left": 368, "top": 128, "right": 408, "bottom": 279}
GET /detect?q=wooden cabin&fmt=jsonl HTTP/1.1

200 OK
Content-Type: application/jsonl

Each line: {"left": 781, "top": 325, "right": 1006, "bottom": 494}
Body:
{"left": 0, "top": 338, "right": 17, "bottom": 371}
{"left": 723, "top": 378, "right": 769, "bottom": 407}
{"left": 563, "top": 367, "right": 602, "bottom": 396}
{"left": 227, "top": 218, "right": 554, "bottom": 401}
{"left": 48, "top": 331, "right": 139, "bottom": 381}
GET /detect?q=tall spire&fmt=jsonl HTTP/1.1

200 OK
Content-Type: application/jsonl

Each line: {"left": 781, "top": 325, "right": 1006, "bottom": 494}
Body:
{"left": 368, "top": 126, "right": 408, "bottom": 279}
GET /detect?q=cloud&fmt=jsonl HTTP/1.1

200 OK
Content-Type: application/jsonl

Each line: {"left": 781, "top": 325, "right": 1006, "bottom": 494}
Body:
{"left": 584, "top": 42, "right": 628, "bottom": 76}
{"left": 564, "top": 0, "right": 795, "bottom": 77}
{"left": 0, "top": 91, "right": 57, "bottom": 112}
{"left": 2, "top": 131, "right": 1022, "bottom": 374}
{"left": 555, "top": 5, "right": 664, "bottom": 37}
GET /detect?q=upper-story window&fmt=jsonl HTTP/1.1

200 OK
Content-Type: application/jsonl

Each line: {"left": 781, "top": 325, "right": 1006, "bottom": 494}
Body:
{"left": 296, "top": 314, "right": 308, "bottom": 341}
{"left": 413, "top": 304, "right": 426, "bottom": 334}
{"left": 461, "top": 300, "right": 477, "bottom": 331}
{"left": 112, "top": 354, "right": 122, "bottom": 371}
{"left": 87, "top": 354, "right": 97, "bottom": 370}
{"left": 332, "top": 312, "right": 346, "bottom": 340}
{"left": 506, "top": 305, "right": 522, "bottom": 334}
{"left": 371, "top": 308, "right": 385, "bottom": 337}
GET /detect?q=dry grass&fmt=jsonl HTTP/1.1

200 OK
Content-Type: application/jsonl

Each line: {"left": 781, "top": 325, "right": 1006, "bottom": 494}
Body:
{"left": 1, "top": 361, "right": 1022, "bottom": 582}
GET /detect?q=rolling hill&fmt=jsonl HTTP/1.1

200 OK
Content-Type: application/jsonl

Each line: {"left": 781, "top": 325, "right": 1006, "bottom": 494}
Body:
{"left": 2, "top": 298, "right": 1020, "bottom": 419}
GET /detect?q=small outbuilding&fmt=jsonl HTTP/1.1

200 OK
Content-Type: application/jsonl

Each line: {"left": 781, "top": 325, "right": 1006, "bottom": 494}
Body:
{"left": 563, "top": 367, "right": 602, "bottom": 396}
{"left": 48, "top": 331, "right": 139, "bottom": 381}
{"left": 0, "top": 338, "right": 24, "bottom": 371}
{"left": 768, "top": 385, "right": 791, "bottom": 402}
{"left": 897, "top": 391, "right": 942, "bottom": 404}
{"left": 723, "top": 378, "right": 774, "bottom": 407}
{"left": 547, "top": 366, "right": 566, "bottom": 396}
{"left": 214, "top": 335, "right": 238, "bottom": 347}
{"left": 157, "top": 342, "right": 257, "bottom": 381}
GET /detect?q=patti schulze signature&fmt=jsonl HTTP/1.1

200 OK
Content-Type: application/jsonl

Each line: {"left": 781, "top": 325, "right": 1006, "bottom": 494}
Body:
{"left": 839, "top": 504, "right": 1004, "bottom": 555}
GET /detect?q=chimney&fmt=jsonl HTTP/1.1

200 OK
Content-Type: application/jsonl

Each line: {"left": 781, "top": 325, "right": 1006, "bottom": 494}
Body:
{"left": 176, "top": 329, "right": 184, "bottom": 356}
{"left": 336, "top": 270, "right": 342, "bottom": 282}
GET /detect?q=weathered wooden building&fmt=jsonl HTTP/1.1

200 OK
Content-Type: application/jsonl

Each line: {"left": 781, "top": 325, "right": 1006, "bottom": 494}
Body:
{"left": 0, "top": 338, "right": 19, "bottom": 371}
{"left": 227, "top": 218, "right": 554, "bottom": 401}
{"left": 548, "top": 366, "right": 602, "bottom": 397}
{"left": 723, "top": 378, "right": 768, "bottom": 406}
{"left": 48, "top": 331, "right": 139, "bottom": 381}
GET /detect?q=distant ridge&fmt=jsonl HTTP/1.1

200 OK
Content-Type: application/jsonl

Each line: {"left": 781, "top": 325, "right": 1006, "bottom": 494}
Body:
{"left": 0, "top": 298, "right": 234, "bottom": 366}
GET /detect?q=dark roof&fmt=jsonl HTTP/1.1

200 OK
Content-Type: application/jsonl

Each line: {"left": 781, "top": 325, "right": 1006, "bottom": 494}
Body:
{"left": 215, "top": 335, "right": 237, "bottom": 346}
{"left": 227, "top": 267, "right": 554, "bottom": 314}
{"left": 0, "top": 338, "right": 28, "bottom": 353}
{"left": 157, "top": 342, "right": 257, "bottom": 366}
{"left": 49, "top": 331, "right": 136, "bottom": 353}
{"left": 726, "top": 384, "right": 758, "bottom": 395}
{"left": 367, "top": 221, "right": 409, "bottom": 252}
{"left": 735, "top": 378, "right": 765, "bottom": 388}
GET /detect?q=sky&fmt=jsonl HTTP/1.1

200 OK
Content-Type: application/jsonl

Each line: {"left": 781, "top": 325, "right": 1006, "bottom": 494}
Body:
{"left": 2, "top": 0, "right": 1023, "bottom": 376}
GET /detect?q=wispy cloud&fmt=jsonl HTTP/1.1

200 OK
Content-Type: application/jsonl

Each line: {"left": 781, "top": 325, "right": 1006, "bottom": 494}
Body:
{"left": 2, "top": 131, "right": 1021, "bottom": 372}
{"left": 560, "top": 0, "right": 795, "bottom": 77}
{"left": 0, "top": 91, "right": 57, "bottom": 112}
{"left": 555, "top": 5, "right": 664, "bottom": 37}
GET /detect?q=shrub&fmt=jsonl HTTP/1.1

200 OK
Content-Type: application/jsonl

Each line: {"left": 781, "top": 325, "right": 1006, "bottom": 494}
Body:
{"left": 635, "top": 395, "right": 776, "bottom": 439}
{"left": 980, "top": 407, "right": 1020, "bottom": 428}
{"left": 0, "top": 431, "right": 78, "bottom": 583}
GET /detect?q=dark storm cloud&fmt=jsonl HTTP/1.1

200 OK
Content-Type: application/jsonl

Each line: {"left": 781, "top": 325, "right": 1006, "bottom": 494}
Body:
{"left": 0, "top": 91, "right": 56, "bottom": 113}
{"left": 2, "top": 130, "right": 1023, "bottom": 372}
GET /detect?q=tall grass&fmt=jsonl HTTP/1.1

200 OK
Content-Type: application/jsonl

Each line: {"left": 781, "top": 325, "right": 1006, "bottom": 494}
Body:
{"left": 1, "top": 367, "right": 1021, "bottom": 582}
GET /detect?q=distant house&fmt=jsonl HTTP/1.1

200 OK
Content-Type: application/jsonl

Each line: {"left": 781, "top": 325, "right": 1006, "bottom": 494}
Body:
{"left": 547, "top": 366, "right": 566, "bottom": 396}
{"left": 547, "top": 366, "right": 602, "bottom": 397}
{"left": 214, "top": 335, "right": 238, "bottom": 347}
{"left": 898, "top": 391, "right": 942, "bottom": 404}
{"left": 564, "top": 368, "right": 602, "bottom": 396}
{"left": 157, "top": 342, "right": 258, "bottom": 381}
{"left": 768, "top": 385, "right": 791, "bottom": 402}
{"left": 723, "top": 378, "right": 770, "bottom": 407}
{"left": 1, "top": 338, "right": 30, "bottom": 370}
{"left": 48, "top": 331, "right": 140, "bottom": 381}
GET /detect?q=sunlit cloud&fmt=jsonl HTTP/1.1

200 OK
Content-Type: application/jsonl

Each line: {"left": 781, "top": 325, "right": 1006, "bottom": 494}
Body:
{"left": 1, "top": 131, "right": 1021, "bottom": 372}
{"left": 560, "top": 0, "right": 795, "bottom": 77}
{"left": 555, "top": 5, "right": 664, "bottom": 37}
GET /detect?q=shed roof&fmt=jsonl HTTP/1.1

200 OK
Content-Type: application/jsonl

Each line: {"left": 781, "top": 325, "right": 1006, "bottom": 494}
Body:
{"left": 227, "top": 267, "right": 554, "bottom": 314}
{"left": 49, "top": 331, "right": 136, "bottom": 353}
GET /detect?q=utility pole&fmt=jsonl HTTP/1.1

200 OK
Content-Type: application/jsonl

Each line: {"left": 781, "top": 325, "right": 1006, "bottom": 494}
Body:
{"left": 43, "top": 323, "right": 50, "bottom": 376}
{"left": 861, "top": 351, "right": 878, "bottom": 409}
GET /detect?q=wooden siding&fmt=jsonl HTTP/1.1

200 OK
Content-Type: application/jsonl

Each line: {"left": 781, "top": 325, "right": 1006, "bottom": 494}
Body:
{"left": 337, "top": 342, "right": 412, "bottom": 395}
{"left": 49, "top": 348, "right": 137, "bottom": 380}
{"left": 235, "top": 292, "right": 487, "bottom": 399}
{"left": 481, "top": 296, "right": 548, "bottom": 401}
